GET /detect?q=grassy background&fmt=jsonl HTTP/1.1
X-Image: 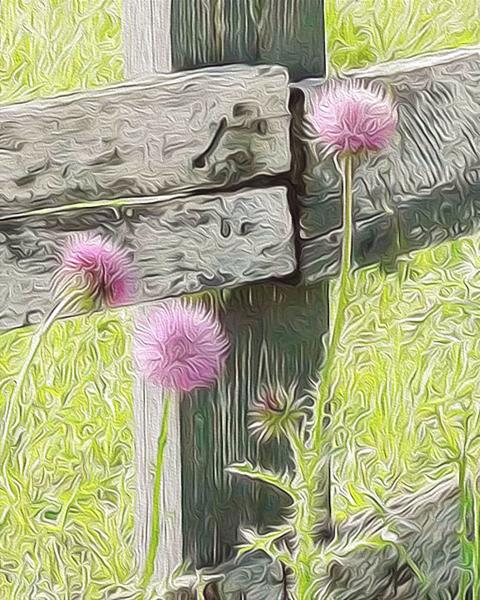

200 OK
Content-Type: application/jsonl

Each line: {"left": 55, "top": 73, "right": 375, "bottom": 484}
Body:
{"left": 0, "top": 0, "right": 479, "bottom": 596}
{"left": 326, "top": 0, "right": 480, "bottom": 72}
{"left": 332, "top": 240, "right": 480, "bottom": 519}
{"left": 0, "top": 315, "right": 135, "bottom": 598}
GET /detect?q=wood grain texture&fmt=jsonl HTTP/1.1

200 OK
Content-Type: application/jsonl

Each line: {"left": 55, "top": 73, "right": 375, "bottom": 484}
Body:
{"left": 257, "top": 0, "right": 326, "bottom": 81}
{"left": 171, "top": 0, "right": 258, "bottom": 70}
{"left": 133, "top": 332, "right": 183, "bottom": 583}
{"left": 292, "top": 47, "right": 480, "bottom": 283}
{"left": 170, "top": 0, "right": 325, "bottom": 80}
{"left": 0, "top": 186, "right": 295, "bottom": 331}
{"left": 317, "top": 478, "right": 460, "bottom": 599}
{"left": 181, "top": 283, "right": 328, "bottom": 567}
{"left": 0, "top": 64, "right": 290, "bottom": 217}
{"left": 122, "top": 0, "right": 172, "bottom": 76}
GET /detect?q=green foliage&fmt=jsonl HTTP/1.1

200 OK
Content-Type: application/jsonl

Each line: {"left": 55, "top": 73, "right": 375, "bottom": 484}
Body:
{"left": 332, "top": 237, "right": 480, "bottom": 520}
{"left": 227, "top": 461, "right": 299, "bottom": 501}
{"left": 0, "top": 313, "right": 136, "bottom": 598}
{"left": 237, "top": 525, "right": 294, "bottom": 561}
{"left": 0, "top": 0, "right": 123, "bottom": 105}
{"left": 326, "top": 0, "right": 480, "bottom": 72}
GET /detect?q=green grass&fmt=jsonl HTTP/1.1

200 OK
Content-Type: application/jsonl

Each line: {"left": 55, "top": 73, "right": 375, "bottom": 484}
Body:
{"left": 326, "top": 0, "right": 480, "bottom": 73}
{"left": 0, "top": 314, "right": 136, "bottom": 598}
{"left": 0, "top": 0, "right": 123, "bottom": 105}
{"left": 0, "top": 0, "right": 479, "bottom": 596}
{"left": 332, "top": 238, "right": 480, "bottom": 519}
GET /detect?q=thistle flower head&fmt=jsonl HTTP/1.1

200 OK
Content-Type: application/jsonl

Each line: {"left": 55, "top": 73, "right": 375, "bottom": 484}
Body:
{"left": 61, "top": 234, "right": 135, "bottom": 307}
{"left": 249, "top": 384, "right": 305, "bottom": 444}
{"left": 134, "top": 300, "right": 229, "bottom": 392}
{"left": 311, "top": 79, "right": 397, "bottom": 155}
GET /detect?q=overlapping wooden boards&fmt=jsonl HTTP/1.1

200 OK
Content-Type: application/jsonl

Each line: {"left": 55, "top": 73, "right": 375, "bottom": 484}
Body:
{"left": 0, "top": 186, "right": 296, "bottom": 331}
{"left": 0, "top": 64, "right": 290, "bottom": 217}
{"left": 292, "top": 46, "right": 480, "bottom": 283}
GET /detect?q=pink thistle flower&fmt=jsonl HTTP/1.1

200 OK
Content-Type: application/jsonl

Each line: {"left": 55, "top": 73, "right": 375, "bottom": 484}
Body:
{"left": 61, "top": 234, "right": 135, "bottom": 307}
{"left": 311, "top": 79, "right": 397, "bottom": 155}
{"left": 134, "top": 301, "right": 229, "bottom": 393}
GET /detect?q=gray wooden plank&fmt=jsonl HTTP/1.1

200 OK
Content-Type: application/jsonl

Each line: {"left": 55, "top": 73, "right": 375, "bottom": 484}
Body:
{"left": 291, "top": 46, "right": 480, "bottom": 282}
{"left": 0, "top": 64, "right": 290, "bottom": 217}
{"left": 0, "top": 186, "right": 295, "bottom": 331}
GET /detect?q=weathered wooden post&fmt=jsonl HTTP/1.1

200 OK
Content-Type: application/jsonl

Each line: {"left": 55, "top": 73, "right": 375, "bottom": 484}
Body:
{"left": 122, "top": 0, "right": 325, "bottom": 81}
{"left": 121, "top": 0, "right": 328, "bottom": 583}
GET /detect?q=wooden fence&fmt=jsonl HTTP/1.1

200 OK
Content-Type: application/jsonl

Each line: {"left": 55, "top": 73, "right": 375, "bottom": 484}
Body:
{"left": 1, "top": 0, "right": 480, "bottom": 587}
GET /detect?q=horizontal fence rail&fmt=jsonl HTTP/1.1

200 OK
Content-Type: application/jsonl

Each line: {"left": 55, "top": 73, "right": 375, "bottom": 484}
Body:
{"left": 0, "top": 64, "right": 290, "bottom": 216}
{"left": 0, "top": 187, "right": 295, "bottom": 330}
{"left": 292, "top": 46, "right": 480, "bottom": 282}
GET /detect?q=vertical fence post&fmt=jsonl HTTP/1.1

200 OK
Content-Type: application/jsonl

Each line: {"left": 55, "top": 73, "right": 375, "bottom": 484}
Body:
{"left": 121, "top": 7, "right": 182, "bottom": 583}
{"left": 181, "top": 284, "right": 329, "bottom": 566}
{"left": 130, "top": 311, "right": 183, "bottom": 584}
{"left": 122, "top": 0, "right": 172, "bottom": 77}
{"left": 122, "top": 1, "right": 325, "bottom": 79}
{"left": 122, "top": 0, "right": 327, "bottom": 578}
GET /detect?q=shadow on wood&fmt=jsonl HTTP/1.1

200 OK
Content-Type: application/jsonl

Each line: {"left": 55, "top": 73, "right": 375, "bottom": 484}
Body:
{"left": 181, "top": 282, "right": 328, "bottom": 567}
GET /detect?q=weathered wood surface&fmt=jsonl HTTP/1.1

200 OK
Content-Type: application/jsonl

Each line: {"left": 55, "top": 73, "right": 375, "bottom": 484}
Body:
{"left": 256, "top": 0, "right": 325, "bottom": 81}
{"left": 122, "top": 0, "right": 173, "bottom": 76}
{"left": 0, "top": 64, "right": 290, "bottom": 217}
{"left": 170, "top": 0, "right": 257, "bottom": 71}
{"left": 292, "top": 46, "right": 480, "bottom": 283}
{"left": 122, "top": 1, "right": 325, "bottom": 81}
{"left": 0, "top": 187, "right": 295, "bottom": 331}
{"left": 181, "top": 283, "right": 328, "bottom": 567}
{"left": 316, "top": 478, "right": 460, "bottom": 599}
{"left": 133, "top": 324, "right": 183, "bottom": 583}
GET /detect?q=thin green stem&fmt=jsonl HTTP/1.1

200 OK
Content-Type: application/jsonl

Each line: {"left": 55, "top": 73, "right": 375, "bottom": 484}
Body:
{"left": 308, "top": 153, "right": 354, "bottom": 534}
{"left": 458, "top": 457, "right": 473, "bottom": 599}
{"left": 142, "top": 393, "right": 172, "bottom": 590}
{"left": 288, "top": 424, "right": 316, "bottom": 560}
{"left": 0, "top": 289, "right": 83, "bottom": 496}
{"left": 473, "top": 472, "right": 480, "bottom": 600}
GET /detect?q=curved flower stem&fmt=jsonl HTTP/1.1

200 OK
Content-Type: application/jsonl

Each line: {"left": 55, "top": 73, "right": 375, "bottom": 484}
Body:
{"left": 308, "top": 152, "right": 354, "bottom": 535}
{"left": 473, "top": 471, "right": 480, "bottom": 600}
{"left": 0, "top": 289, "right": 84, "bottom": 497}
{"left": 142, "top": 392, "right": 172, "bottom": 590}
